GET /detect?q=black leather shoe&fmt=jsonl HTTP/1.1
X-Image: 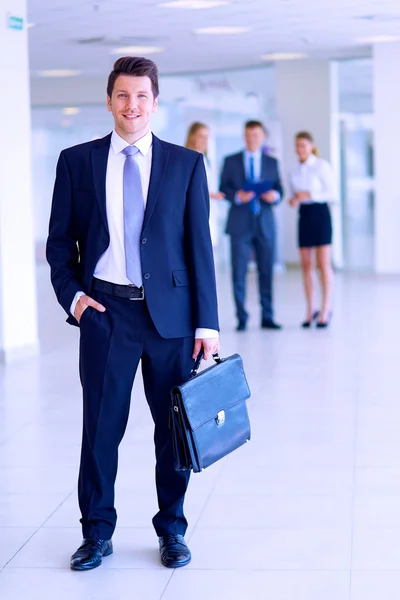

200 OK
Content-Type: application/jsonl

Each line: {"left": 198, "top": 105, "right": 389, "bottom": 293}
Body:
{"left": 70, "top": 538, "right": 113, "bottom": 571}
{"left": 302, "top": 311, "right": 319, "bottom": 328}
{"left": 159, "top": 534, "right": 191, "bottom": 568}
{"left": 236, "top": 320, "right": 247, "bottom": 332}
{"left": 261, "top": 320, "right": 282, "bottom": 330}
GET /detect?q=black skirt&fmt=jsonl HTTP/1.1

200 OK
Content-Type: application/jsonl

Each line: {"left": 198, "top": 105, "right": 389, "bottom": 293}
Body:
{"left": 299, "top": 203, "right": 332, "bottom": 248}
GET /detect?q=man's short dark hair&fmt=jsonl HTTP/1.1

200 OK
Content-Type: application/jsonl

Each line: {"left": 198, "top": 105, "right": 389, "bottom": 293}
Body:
{"left": 245, "top": 120, "right": 268, "bottom": 135}
{"left": 107, "top": 56, "right": 159, "bottom": 99}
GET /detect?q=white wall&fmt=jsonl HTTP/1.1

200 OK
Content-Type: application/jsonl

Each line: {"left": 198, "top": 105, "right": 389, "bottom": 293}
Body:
{"left": 0, "top": 0, "right": 38, "bottom": 360}
{"left": 31, "top": 76, "right": 107, "bottom": 107}
{"left": 275, "top": 60, "right": 342, "bottom": 266}
{"left": 373, "top": 42, "right": 400, "bottom": 273}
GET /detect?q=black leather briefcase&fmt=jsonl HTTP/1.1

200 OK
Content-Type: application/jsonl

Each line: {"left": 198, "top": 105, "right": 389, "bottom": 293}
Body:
{"left": 170, "top": 351, "right": 251, "bottom": 473}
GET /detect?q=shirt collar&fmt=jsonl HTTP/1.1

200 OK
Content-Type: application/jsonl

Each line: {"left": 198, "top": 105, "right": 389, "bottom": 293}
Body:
{"left": 111, "top": 129, "right": 153, "bottom": 156}
{"left": 301, "top": 153, "right": 317, "bottom": 166}
{"left": 245, "top": 148, "right": 262, "bottom": 159}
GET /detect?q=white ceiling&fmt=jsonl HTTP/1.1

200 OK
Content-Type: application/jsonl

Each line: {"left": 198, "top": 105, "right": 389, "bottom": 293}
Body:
{"left": 28, "top": 0, "right": 400, "bottom": 77}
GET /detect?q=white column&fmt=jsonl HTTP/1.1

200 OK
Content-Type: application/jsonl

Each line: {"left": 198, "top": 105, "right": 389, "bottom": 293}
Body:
{"left": 0, "top": 2, "right": 38, "bottom": 362}
{"left": 373, "top": 42, "right": 400, "bottom": 273}
{"left": 274, "top": 60, "right": 342, "bottom": 267}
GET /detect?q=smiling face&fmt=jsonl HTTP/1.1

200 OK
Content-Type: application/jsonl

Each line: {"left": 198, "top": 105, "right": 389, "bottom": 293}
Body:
{"left": 107, "top": 74, "right": 158, "bottom": 143}
{"left": 192, "top": 126, "right": 209, "bottom": 154}
{"left": 296, "top": 137, "right": 314, "bottom": 162}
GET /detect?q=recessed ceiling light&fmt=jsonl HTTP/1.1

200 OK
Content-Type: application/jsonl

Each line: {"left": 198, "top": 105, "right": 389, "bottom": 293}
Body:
{"left": 194, "top": 26, "right": 251, "bottom": 34}
{"left": 355, "top": 34, "right": 400, "bottom": 44}
{"left": 261, "top": 52, "right": 308, "bottom": 61}
{"left": 62, "top": 107, "right": 80, "bottom": 116}
{"left": 158, "top": 1, "right": 230, "bottom": 8}
{"left": 110, "top": 46, "right": 164, "bottom": 55}
{"left": 27, "top": 23, "right": 36, "bottom": 29}
{"left": 38, "top": 69, "right": 82, "bottom": 77}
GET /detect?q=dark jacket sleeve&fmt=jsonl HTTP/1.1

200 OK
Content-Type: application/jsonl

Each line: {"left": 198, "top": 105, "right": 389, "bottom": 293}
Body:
{"left": 219, "top": 157, "right": 240, "bottom": 203}
{"left": 185, "top": 154, "right": 219, "bottom": 331}
{"left": 272, "top": 157, "right": 284, "bottom": 204}
{"left": 46, "top": 151, "right": 82, "bottom": 316}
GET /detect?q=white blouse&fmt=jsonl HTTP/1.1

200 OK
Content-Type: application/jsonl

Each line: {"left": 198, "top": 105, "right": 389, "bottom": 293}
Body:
{"left": 203, "top": 155, "right": 220, "bottom": 247}
{"left": 204, "top": 156, "right": 218, "bottom": 193}
{"left": 289, "top": 154, "right": 337, "bottom": 204}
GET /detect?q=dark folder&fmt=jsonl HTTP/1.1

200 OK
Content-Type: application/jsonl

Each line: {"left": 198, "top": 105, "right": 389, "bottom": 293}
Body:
{"left": 242, "top": 179, "right": 273, "bottom": 196}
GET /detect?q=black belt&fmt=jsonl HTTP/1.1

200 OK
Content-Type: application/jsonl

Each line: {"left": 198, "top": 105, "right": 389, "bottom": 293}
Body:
{"left": 92, "top": 277, "right": 145, "bottom": 300}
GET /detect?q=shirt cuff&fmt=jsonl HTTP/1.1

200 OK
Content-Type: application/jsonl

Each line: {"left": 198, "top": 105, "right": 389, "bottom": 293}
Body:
{"left": 234, "top": 192, "right": 242, "bottom": 205}
{"left": 195, "top": 328, "right": 219, "bottom": 339}
{"left": 274, "top": 191, "right": 281, "bottom": 202}
{"left": 70, "top": 291, "right": 85, "bottom": 318}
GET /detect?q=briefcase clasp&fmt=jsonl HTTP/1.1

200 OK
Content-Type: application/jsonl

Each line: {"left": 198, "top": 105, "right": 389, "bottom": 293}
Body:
{"left": 215, "top": 410, "right": 225, "bottom": 426}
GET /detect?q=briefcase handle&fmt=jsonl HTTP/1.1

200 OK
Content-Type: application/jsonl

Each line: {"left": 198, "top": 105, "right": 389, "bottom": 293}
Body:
{"left": 190, "top": 350, "right": 221, "bottom": 378}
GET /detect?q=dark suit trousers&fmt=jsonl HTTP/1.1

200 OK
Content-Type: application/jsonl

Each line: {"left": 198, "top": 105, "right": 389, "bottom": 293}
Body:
{"left": 230, "top": 219, "right": 275, "bottom": 323}
{"left": 78, "top": 289, "right": 194, "bottom": 540}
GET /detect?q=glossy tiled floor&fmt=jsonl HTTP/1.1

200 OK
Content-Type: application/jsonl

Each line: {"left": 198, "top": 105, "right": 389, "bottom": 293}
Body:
{"left": 1, "top": 264, "right": 400, "bottom": 599}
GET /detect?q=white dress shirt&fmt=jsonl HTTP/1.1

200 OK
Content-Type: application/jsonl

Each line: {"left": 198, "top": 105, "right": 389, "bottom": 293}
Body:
{"left": 94, "top": 129, "right": 152, "bottom": 284}
{"left": 244, "top": 149, "right": 262, "bottom": 181}
{"left": 289, "top": 154, "right": 336, "bottom": 204}
{"left": 71, "top": 129, "right": 218, "bottom": 340}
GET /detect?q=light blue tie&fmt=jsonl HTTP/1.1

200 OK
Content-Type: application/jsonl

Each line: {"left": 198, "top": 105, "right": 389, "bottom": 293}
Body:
{"left": 122, "top": 146, "right": 144, "bottom": 287}
{"left": 248, "top": 155, "right": 260, "bottom": 215}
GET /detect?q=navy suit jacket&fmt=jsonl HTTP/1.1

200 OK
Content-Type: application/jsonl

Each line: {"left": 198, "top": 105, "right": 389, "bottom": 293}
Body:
{"left": 220, "top": 151, "right": 283, "bottom": 237}
{"left": 46, "top": 133, "right": 219, "bottom": 339}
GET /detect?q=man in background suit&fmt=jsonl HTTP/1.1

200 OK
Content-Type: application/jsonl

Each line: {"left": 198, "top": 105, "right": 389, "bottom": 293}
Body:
{"left": 220, "top": 120, "right": 284, "bottom": 331}
{"left": 46, "top": 56, "right": 219, "bottom": 571}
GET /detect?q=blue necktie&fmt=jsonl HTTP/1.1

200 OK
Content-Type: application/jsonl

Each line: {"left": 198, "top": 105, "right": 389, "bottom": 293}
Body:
{"left": 249, "top": 155, "right": 255, "bottom": 181}
{"left": 248, "top": 155, "right": 260, "bottom": 215}
{"left": 122, "top": 146, "right": 145, "bottom": 287}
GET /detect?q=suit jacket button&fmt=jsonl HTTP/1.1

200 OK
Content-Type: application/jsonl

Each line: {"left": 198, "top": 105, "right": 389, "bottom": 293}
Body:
{"left": 144, "top": 273, "right": 150, "bottom": 280}
{"left": 141, "top": 238, "right": 147, "bottom": 244}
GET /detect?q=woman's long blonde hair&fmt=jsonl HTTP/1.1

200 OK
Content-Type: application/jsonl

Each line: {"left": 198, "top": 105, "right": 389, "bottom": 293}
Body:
{"left": 296, "top": 130, "right": 319, "bottom": 157}
{"left": 185, "top": 122, "right": 208, "bottom": 152}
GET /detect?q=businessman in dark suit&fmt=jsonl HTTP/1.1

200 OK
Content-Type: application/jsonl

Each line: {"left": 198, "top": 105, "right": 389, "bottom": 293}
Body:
{"left": 220, "top": 120, "right": 283, "bottom": 331}
{"left": 46, "top": 57, "right": 219, "bottom": 571}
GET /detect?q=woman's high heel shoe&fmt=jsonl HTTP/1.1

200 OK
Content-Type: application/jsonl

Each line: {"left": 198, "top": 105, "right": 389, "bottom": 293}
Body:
{"left": 302, "top": 311, "right": 319, "bottom": 328}
{"left": 316, "top": 312, "right": 332, "bottom": 328}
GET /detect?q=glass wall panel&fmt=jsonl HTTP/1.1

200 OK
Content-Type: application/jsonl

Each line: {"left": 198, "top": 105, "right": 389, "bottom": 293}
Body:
{"left": 337, "top": 59, "right": 374, "bottom": 270}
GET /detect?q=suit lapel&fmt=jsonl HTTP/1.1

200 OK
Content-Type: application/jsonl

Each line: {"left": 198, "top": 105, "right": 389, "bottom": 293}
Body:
{"left": 261, "top": 153, "right": 270, "bottom": 180}
{"left": 239, "top": 152, "right": 246, "bottom": 183}
{"left": 143, "top": 135, "right": 169, "bottom": 231}
{"left": 91, "top": 133, "right": 112, "bottom": 233}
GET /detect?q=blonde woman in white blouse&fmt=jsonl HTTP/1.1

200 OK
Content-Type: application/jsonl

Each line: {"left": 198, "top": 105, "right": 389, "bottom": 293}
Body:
{"left": 288, "top": 131, "right": 336, "bottom": 328}
{"left": 185, "top": 122, "right": 225, "bottom": 248}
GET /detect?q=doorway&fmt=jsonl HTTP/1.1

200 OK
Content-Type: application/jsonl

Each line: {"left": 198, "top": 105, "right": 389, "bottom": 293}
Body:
{"left": 339, "top": 114, "right": 374, "bottom": 270}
